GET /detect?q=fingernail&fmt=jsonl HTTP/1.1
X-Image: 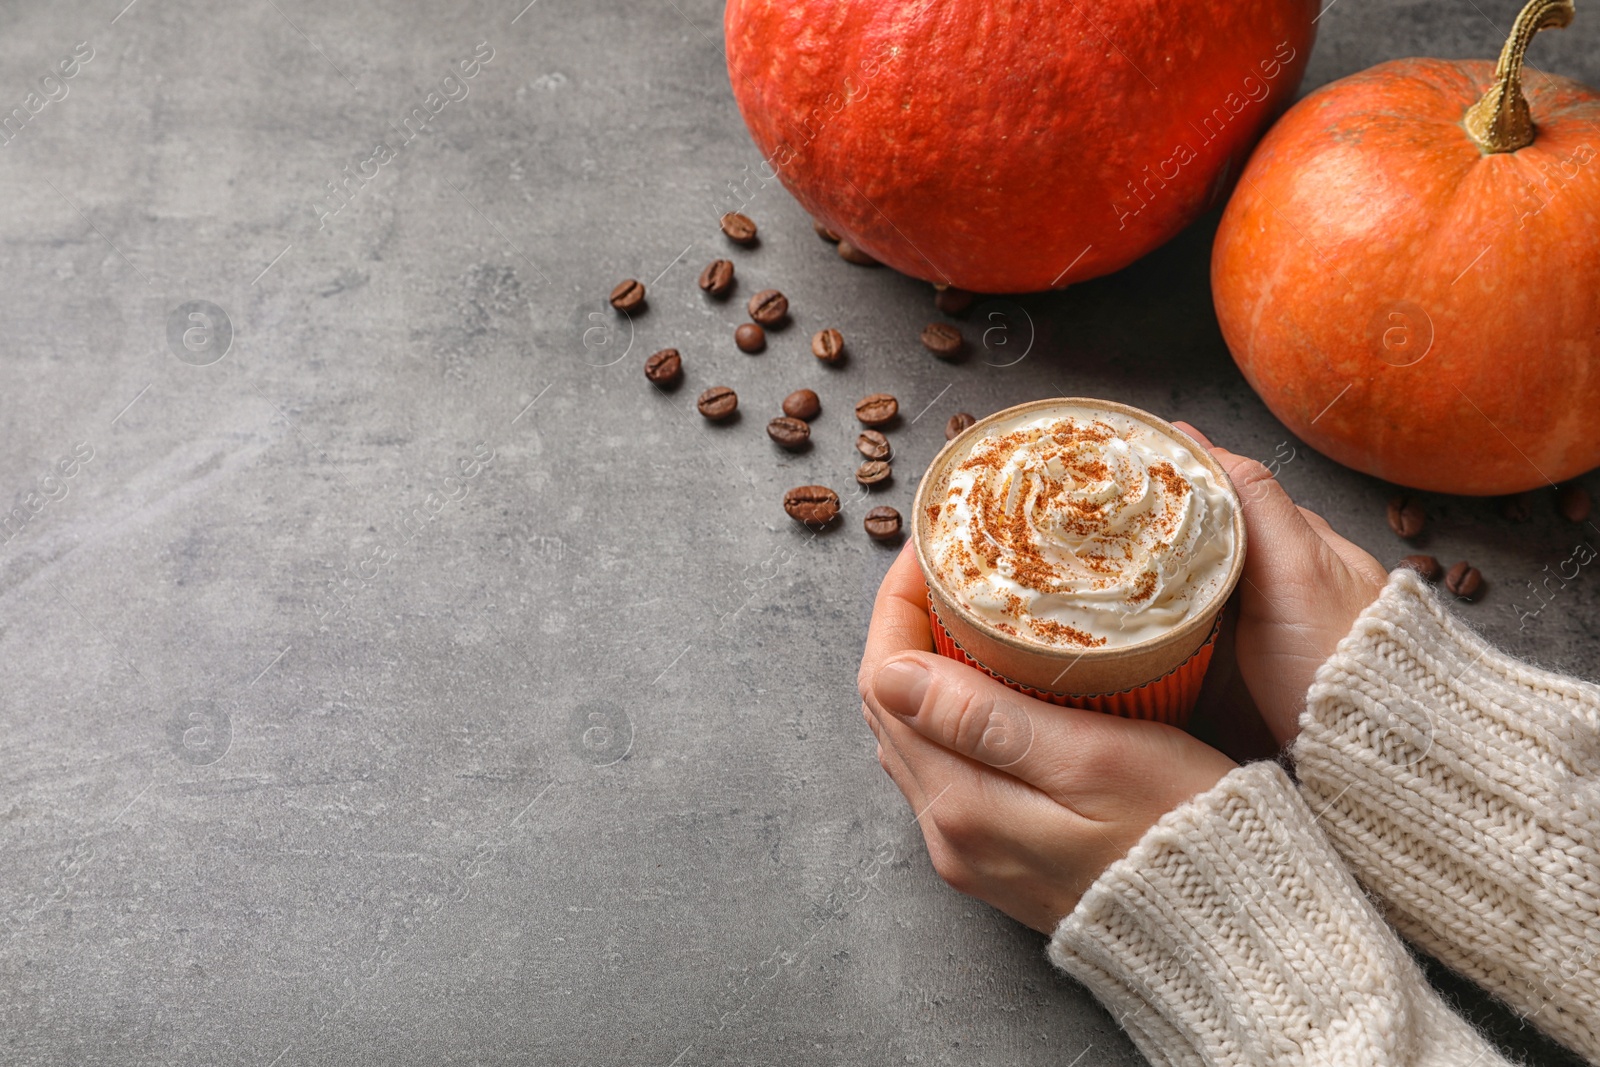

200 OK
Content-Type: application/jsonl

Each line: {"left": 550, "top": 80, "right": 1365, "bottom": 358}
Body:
{"left": 875, "top": 659, "right": 929, "bottom": 718}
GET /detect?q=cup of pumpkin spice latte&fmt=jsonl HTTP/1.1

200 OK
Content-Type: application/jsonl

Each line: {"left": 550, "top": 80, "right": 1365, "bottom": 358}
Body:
{"left": 911, "top": 398, "right": 1246, "bottom": 726}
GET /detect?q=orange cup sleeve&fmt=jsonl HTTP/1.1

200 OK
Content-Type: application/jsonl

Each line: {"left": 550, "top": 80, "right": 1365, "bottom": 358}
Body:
{"left": 927, "top": 592, "right": 1218, "bottom": 728}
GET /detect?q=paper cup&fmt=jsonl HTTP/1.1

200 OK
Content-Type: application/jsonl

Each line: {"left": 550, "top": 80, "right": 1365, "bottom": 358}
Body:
{"left": 911, "top": 398, "right": 1246, "bottom": 727}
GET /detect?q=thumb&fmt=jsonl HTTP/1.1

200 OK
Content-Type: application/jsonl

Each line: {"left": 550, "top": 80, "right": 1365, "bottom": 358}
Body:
{"left": 1205, "top": 446, "right": 1328, "bottom": 595}
{"left": 870, "top": 651, "right": 1235, "bottom": 821}
{"left": 1171, "top": 424, "right": 1326, "bottom": 594}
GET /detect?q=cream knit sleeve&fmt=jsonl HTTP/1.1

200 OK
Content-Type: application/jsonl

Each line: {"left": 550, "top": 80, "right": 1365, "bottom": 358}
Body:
{"left": 1048, "top": 760, "right": 1512, "bottom": 1066}
{"left": 1293, "top": 567, "right": 1600, "bottom": 1061}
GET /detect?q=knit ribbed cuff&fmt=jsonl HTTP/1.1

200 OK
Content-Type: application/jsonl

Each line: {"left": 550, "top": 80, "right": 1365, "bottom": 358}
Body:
{"left": 1296, "top": 567, "right": 1600, "bottom": 1061}
{"left": 1049, "top": 761, "right": 1504, "bottom": 1067}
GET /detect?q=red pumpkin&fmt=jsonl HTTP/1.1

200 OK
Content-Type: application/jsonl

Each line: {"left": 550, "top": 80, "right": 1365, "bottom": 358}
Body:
{"left": 724, "top": 0, "right": 1318, "bottom": 294}
{"left": 1213, "top": 0, "right": 1600, "bottom": 495}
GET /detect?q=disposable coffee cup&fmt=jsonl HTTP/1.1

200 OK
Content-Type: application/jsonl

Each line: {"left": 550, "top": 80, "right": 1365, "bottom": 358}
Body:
{"left": 911, "top": 398, "right": 1246, "bottom": 726}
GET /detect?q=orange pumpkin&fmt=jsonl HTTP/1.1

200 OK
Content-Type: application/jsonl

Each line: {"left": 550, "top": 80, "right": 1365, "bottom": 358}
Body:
{"left": 725, "top": 0, "right": 1318, "bottom": 294}
{"left": 1212, "top": 0, "right": 1600, "bottom": 495}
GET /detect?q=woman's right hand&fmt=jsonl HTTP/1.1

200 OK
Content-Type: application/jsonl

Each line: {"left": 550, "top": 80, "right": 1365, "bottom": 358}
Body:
{"left": 1176, "top": 424, "right": 1388, "bottom": 746}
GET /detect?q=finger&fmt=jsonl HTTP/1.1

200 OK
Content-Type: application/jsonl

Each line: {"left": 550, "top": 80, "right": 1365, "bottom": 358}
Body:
{"left": 1171, "top": 420, "right": 1215, "bottom": 449}
{"left": 869, "top": 703, "right": 1083, "bottom": 924}
{"left": 858, "top": 541, "right": 934, "bottom": 699}
{"left": 868, "top": 695, "right": 1080, "bottom": 841}
{"left": 1296, "top": 504, "right": 1336, "bottom": 539}
{"left": 865, "top": 705, "right": 983, "bottom": 906}
{"left": 870, "top": 651, "right": 1236, "bottom": 820}
{"left": 1171, "top": 428, "right": 1331, "bottom": 591}
{"left": 1178, "top": 439, "right": 1353, "bottom": 603}
{"left": 864, "top": 700, "right": 929, "bottom": 813}
{"left": 1206, "top": 447, "right": 1332, "bottom": 594}
{"left": 1298, "top": 506, "right": 1388, "bottom": 588}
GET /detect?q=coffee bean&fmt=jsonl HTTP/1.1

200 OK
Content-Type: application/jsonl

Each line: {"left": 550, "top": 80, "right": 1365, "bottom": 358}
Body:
{"left": 1444, "top": 560, "right": 1483, "bottom": 601}
{"left": 609, "top": 279, "right": 645, "bottom": 311}
{"left": 1399, "top": 554, "right": 1442, "bottom": 582}
{"left": 735, "top": 323, "right": 766, "bottom": 353}
{"left": 1558, "top": 484, "right": 1592, "bottom": 523}
{"left": 720, "top": 211, "right": 758, "bottom": 245}
{"left": 1498, "top": 492, "right": 1533, "bottom": 522}
{"left": 697, "top": 385, "right": 738, "bottom": 421}
{"left": 920, "top": 322, "right": 964, "bottom": 359}
{"left": 864, "top": 506, "right": 903, "bottom": 541}
{"left": 856, "top": 430, "right": 892, "bottom": 461}
{"left": 643, "top": 348, "right": 682, "bottom": 386}
{"left": 1386, "top": 495, "right": 1424, "bottom": 539}
{"left": 783, "top": 485, "right": 840, "bottom": 526}
{"left": 856, "top": 460, "right": 891, "bottom": 486}
{"left": 855, "top": 393, "right": 899, "bottom": 427}
{"left": 812, "top": 218, "right": 841, "bottom": 243}
{"left": 782, "top": 388, "right": 821, "bottom": 421}
{"left": 945, "top": 412, "right": 976, "bottom": 440}
{"left": 767, "top": 416, "right": 811, "bottom": 450}
{"left": 837, "top": 240, "right": 879, "bottom": 266}
{"left": 812, "top": 328, "right": 845, "bottom": 364}
{"left": 748, "top": 289, "right": 789, "bottom": 326}
{"left": 698, "top": 259, "right": 735, "bottom": 297}
{"left": 934, "top": 286, "right": 974, "bottom": 316}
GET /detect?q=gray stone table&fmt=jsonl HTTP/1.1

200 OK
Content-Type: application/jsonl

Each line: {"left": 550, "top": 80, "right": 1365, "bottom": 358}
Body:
{"left": 2, "top": 1, "right": 1596, "bottom": 1063}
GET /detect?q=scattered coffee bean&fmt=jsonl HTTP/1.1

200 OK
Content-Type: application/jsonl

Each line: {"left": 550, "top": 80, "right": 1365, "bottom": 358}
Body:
{"left": 1558, "top": 484, "right": 1592, "bottom": 523}
{"left": 1498, "top": 492, "right": 1533, "bottom": 522}
{"left": 609, "top": 278, "right": 645, "bottom": 311}
{"left": 643, "top": 348, "right": 682, "bottom": 386}
{"left": 1386, "top": 495, "right": 1424, "bottom": 539}
{"left": 856, "top": 430, "right": 892, "bottom": 461}
{"left": 812, "top": 219, "right": 841, "bottom": 243}
{"left": 696, "top": 385, "right": 738, "bottom": 421}
{"left": 921, "top": 322, "right": 964, "bottom": 358}
{"left": 864, "top": 506, "right": 903, "bottom": 541}
{"left": 735, "top": 323, "right": 766, "bottom": 353}
{"left": 945, "top": 412, "right": 977, "bottom": 440}
{"left": 720, "top": 211, "right": 758, "bottom": 245}
{"left": 855, "top": 393, "right": 899, "bottom": 427}
{"left": 934, "top": 286, "right": 975, "bottom": 316}
{"left": 783, "top": 485, "right": 840, "bottom": 526}
{"left": 1399, "top": 554, "right": 1442, "bottom": 582}
{"left": 837, "top": 240, "right": 879, "bottom": 266}
{"left": 1444, "top": 560, "right": 1483, "bottom": 601}
{"left": 856, "top": 460, "right": 891, "bottom": 486}
{"left": 767, "top": 416, "right": 811, "bottom": 450}
{"left": 748, "top": 289, "right": 789, "bottom": 326}
{"left": 698, "top": 259, "right": 735, "bottom": 297}
{"left": 812, "top": 328, "right": 845, "bottom": 364}
{"left": 782, "top": 388, "right": 821, "bottom": 421}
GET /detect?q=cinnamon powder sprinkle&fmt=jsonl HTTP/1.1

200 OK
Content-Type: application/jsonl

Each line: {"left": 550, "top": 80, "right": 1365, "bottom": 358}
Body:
{"left": 959, "top": 421, "right": 1188, "bottom": 597}
{"left": 934, "top": 415, "right": 1190, "bottom": 601}
{"left": 1028, "top": 618, "right": 1107, "bottom": 647}
{"left": 932, "top": 416, "right": 1203, "bottom": 648}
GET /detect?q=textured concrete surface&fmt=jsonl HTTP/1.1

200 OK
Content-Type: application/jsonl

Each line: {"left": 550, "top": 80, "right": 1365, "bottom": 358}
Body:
{"left": 2, "top": 1, "right": 1597, "bottom": 1064}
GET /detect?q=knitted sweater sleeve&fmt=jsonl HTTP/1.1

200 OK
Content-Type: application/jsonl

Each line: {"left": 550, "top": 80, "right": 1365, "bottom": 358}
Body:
{"left": 1293, "top": 567, "right": 1600, "bottom": 1061}
{"left": 1047, "top": 760, "right": 1513, "bottom": 1066}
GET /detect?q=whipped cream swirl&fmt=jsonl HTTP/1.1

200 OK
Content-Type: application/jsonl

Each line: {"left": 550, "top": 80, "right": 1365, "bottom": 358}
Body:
{"left": 926, "top": 407, "right": 1236, "bottom": 649}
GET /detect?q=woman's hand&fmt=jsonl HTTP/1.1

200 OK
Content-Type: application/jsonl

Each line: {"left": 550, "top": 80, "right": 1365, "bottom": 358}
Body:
{"left": 1173, "top": 424, "right": 1386, "bottom": 745}
{"left": 857, "top": 425, "right": 1387, "bottom": 931}
{"left": 859, "top": 544, "right": 1238, "bottom": 933}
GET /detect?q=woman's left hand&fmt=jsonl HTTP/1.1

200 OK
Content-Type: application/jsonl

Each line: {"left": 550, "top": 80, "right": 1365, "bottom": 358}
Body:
{"left": 859, "top": 543, "right": 1239, "bottom": 933}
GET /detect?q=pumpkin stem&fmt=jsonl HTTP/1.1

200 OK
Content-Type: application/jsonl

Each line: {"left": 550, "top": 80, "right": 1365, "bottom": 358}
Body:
{"left": 1464, "top": 0, "right": 1575, "bottom": 153}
